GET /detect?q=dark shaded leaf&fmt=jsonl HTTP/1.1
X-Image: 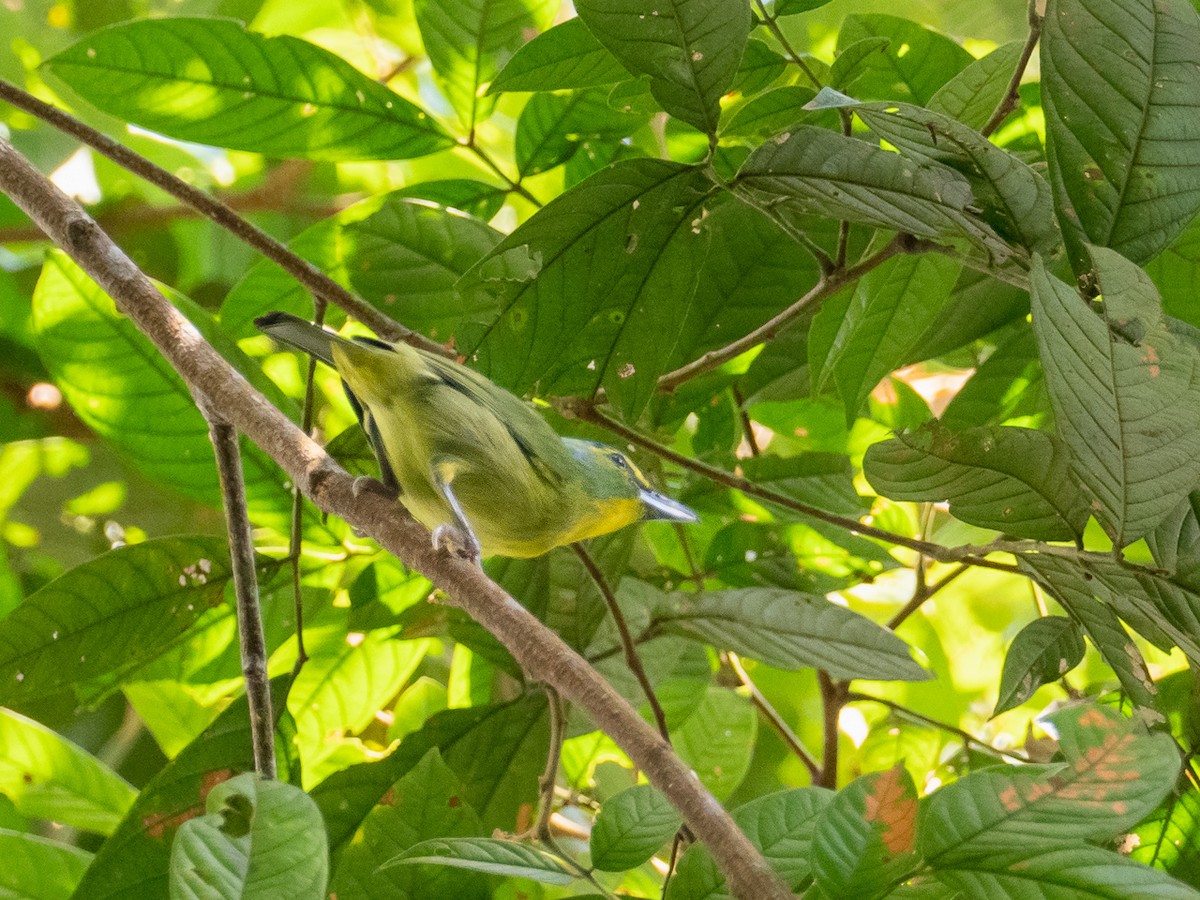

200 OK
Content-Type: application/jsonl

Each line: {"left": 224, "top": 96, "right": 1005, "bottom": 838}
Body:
{"left": 993, "top": 616, "right": 1085, "bottom": 716}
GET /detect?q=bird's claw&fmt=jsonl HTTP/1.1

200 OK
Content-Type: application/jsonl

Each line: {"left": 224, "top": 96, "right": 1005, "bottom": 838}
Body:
{"left": 352, "top": 475, "right": 400, "bottom": 501}
{"left": 432, "top": 523, "right": 481, "bottom": 564}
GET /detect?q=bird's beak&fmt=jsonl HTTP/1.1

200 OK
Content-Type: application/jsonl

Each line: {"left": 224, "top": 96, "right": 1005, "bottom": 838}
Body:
{"left": 639, "top": 489, "right": 699, "bottom": 523}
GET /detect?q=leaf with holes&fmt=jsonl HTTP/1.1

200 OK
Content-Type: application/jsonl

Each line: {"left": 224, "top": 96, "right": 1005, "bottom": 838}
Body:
{"left": 1041, "top": 0, "right": 1200, "bottom": 264}
{"left": 414, "top": 0, "right": 558, "bottom": 128}
{"left": 993, "top": 616, "right": 1085, "bottom": 716}
{"left": 864, "top": 425, "right": 1088, "bottom": 542}
{"left": 922, "top": 704, "right": 1180, "bottom": 866}
{"left": 44, "top": 18, "right": 452, "bottom": 160}
{"left": 1030, "top": 249, "right": 1200, "bottom": 547}
{"left": 575, "top": 0, "right": 751, "bottom": 134}
{"left": 812, "top": 765, "right": 920, "bottom": 899}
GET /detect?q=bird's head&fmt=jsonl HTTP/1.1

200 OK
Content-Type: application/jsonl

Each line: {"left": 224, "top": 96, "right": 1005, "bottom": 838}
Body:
{"left": 565, "top": 439, "right": 699, "bottom": 533}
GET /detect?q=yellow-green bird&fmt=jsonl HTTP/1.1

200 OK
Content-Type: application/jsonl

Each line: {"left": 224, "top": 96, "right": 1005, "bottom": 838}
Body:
{"left": 256, "top": 312, "right": 698, "bottom": 559}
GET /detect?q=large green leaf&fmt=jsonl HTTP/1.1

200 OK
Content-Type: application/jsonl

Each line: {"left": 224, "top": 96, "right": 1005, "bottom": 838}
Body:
{"left": 33, "top": 253, "right": 329, "bottom": 541}
{"left": 736, "top": 126, "right": 1010, "bottom": 262}
{"left": 456, "top": 159, "right": 713, "bottom": 415}
{"left": 1029, "top": 249, "right": 1200, "bottom": 546}
{"left": 656, "top": 587, "right": 929, "bottom": 681}
{"left": 992, "top": 616, "right": 1085, "bottom": 716}
{"left": 811, "top": 765, "right": 920, "bottom": 899}
{"left": 489, "top": 17, "right": 629, "bottom": 93}
{"left": 810, "top": 253, "right": 962, "bottom": 423}
{"left": 934, "top": 844, "right": 1200, "bottom": 898}
{"left": 0, "top": 709, "right": 135, "bottom": 835}
{"left": 590, "top": 784, "right": 681, "bottom": 872}
{"left": 0, "top": 537, "right": 229, "bottom": 704}
{"left": 332, "top": 749, "right": 488, "bottom": 900}
{"left": 169, "top": 774, "right": 328, "bottom": 899}
{"left": 672, "top": 687, "right": 756, "bottom": 800}
{"left": 921, "top": 705, "right": 1181, "bottom": 865}
{"left": 44, "top": 18, "right": 452, "bottom": 161}
{"left": 668, "top": 788, "right": 832, "bottom": 899}
{"left": 864, "top": 425, "right": 1088, "bottom": 542}
{"left": 514, "top": 89, "right": 646, "bottom": 176}
{"left": 0, "top": 829, "right": 91, "bottom": 900}
{"left": 927, "top": 41, "right": 1025, "bottom": 132}
{"left": 574, "top": 0, "right": 751, "bottom": 134}
{"left": 414, "top": 0, "right": 558, "bottom": 129}
{"left": 835, "top": 15, "right": 972, "bottom": 105}
{"left": 1018, "top": 554, "right": 1162, "bottom": 715}
{"left": 1131, "top": 762, "right": 1200, "bottom": 885}
{"left": 844, "top": 99, "right": 1059, "bottom": 255}
{"left": 71, "top": 679, "right": 292, "bottom": 900}
{"left": 1041, "top": 0, "right": 1200, "bottom": 264}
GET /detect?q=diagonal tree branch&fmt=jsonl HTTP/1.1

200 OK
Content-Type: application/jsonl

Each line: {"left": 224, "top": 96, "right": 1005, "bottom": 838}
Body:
{"left": 0, "top": 134, "right": 790, "bottom": 900}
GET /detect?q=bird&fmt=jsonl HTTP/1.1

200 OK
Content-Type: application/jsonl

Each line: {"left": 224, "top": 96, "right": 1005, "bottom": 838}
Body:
{"left": 255, "top": 312, "right": 698, "bottom": 560}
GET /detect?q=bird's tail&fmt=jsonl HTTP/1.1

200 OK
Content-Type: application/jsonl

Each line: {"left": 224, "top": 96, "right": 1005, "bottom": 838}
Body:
{"left": 255, "top": 311, "right": 348, "bottom": 366}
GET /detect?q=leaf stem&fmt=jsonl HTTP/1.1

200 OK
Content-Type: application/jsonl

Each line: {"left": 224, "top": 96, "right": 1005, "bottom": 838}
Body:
{"left": 750, "top": 0, "right": 823, "bottom": 89}
{"left": 888, "top": 563, "right": 969, "bottom": 630}
{"left": 573, "top": 543, "right": 671, "bottom": 742}
{"left": 0, "top": 78, "right": 448, "bottom": 355}
{"left": 980, "top": 0, "right": 1042, "bottom": 138}
{"left": 463, "top": 139, "right": 544, "bottom": 207}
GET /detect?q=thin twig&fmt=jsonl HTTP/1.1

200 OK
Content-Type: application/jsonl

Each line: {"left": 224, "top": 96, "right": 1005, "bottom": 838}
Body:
{"left": 980, "top": 1, "right": 1042, "bottom": 138}
{"left": 728, "top": 653, "right": 820, "bottom": 780}
{"left": 731, "top": 385, "right": 760, "bottom": 457}
{"left": 464, "top": 141, "right": 543, "bottom": 208}
{"left": 0, "top": 135, "right": 791, "bottom": 900}
{"left": 202, "top": 405, "right": 275, "bottom": 778}
{"left": 565, "top": 401, "right": 1022, "bottom": 575}
{"left": 888, "top": 564, "right": 969, "bottom": 630}
{"left": 750, "top": 0, "right": 822, "bottom": 88}
{"left": 655, "top": 234, "right": 912, "bottom": 392}
{"left": 573, "top": 543, "right": 671, "bottom": 742}
{"left": 0, "top": 77, "right": 450, "bottom": 356}
{"left": 846, "top": 691, "right": 1029, "bottom": 763}
{"left": 661, "top": 832, "right": 685, "bottom": 899}
{"left": 532, "top": 687, "right": 566, "bottom": 843}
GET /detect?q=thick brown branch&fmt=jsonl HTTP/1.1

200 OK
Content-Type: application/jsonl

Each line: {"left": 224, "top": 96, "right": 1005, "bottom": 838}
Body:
{"left": 0, "top": 78, "right": 451, "bottom": 357}
{"left": 0, "top": 135, "right": 789, "bottom": 900}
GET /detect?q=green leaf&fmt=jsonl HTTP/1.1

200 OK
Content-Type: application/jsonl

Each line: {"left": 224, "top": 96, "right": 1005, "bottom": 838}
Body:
{"left": 811, "top": 253, "right": 962, "bottom": 422}
{"left": 657, "top": 587, "right": 930, "bottom": 681}
{"left": 738, "top": 453, "right": 869, "bottom": 518}
{"left": 934, "top": 844, "right": 1200, "bottom": 899}
{"left": 332, "top": 748, "right": 487, "bottom": 900}
{"left": 835, "top": 15, "right": 972, "bottom": 105}
{"left": 848, "top": 100, "right": 1059, "bottom": 255}
{"left": 721, "top": 85, "right": 817, "bottom": 139}
{"left": 673, "top": 687, "right": 756, "bottom": 800}
{"left": 457, "top": 159, "right": 714, "bottom": 417}
{"left": 288, "top": 631, "right": 431, "bottom": 782}
{"left": 312, "top": 694, "right": 549, "bottom": 848}
{"left": 170, "top": 773, "right": 328, "bottom": 899}
{"left": 1147, "top": 214, "right": 1200, "bottom": 332}
{"left": 0, "top": 829, "right": 91, "bottom": 900}
{"left": 1131, "top": 762, "right": 1200, "bottom": 884}
{"left": 33, "top": 253, "right": 325, "bottom": 541}
{"left": 863, "top": 425, "right": 1088, "bottom": 542}
{"left": 910, "top": 269, "right": 1031, "bottom": 362}
{"left": 0, "top": 537, "right": 230, "bottom": 704}
{"left": 1018, "top": 554, "right": 1163, "bottom": 715}
{"left": 72, "top": 678, "right": 291, "bottom": 900}
{"left": 812, "top": 765, "right": 920, "bottom": 899}
{"left": 574, "top": 0, "right": 752, "bottom": 134}
{"left": 44, "top": 18, "right": 452, "bottom": 161}
{"left": 928, "top": 40, "right": 1025, "bottom": 132}
{"left": 0, "top": 709, "right": 135, "bottom": 835}
{"left": 939, "top": 326, "right": 1047, "bottom": 429}
{"left": 668, "top": 787, "right": 833, "bottom": 899}
{"left": 1041, "top": 0, "right": 1200, "bottom": 264}
{"left": 773, "top": 0, "right": 832, "bottom": 14}
{"left": 489, "top": 18, "right": 629, "bottom": 93}
{"left": 590, "top": 784, "right": 682, "bottom": 872}
{"left": 993, "top": 616, "right": 1085, "bottom": 716}
{"left": 736, "top": 126, "right": 1010, "bottom": 262}
{"left": 1030, "top": 249, "right": 1200, "bottom": 546}
{"left": 414, "top": 0, "right": 558, "bottom": 129}
{"left": 382, "top": 837, "right": 575, "bottom": 885}
{"left": 922, "top": 704, "right": 1181, "bottom": 865}
{"left": 515, "top": 88, "right": 646, "bottom": 176}
{"left": 828, "top": 37, "right": 890, "bottom": 91}
{"left": 729, "top": 38, "right": 787, "bottom": 97}
{"left": 345, "top": 199, "right": 502, "bottom": 344}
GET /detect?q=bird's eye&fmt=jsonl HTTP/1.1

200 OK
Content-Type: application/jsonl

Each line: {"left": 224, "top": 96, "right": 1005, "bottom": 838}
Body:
{"left": 609, "top": 452, "right": 627, "bottom": 468}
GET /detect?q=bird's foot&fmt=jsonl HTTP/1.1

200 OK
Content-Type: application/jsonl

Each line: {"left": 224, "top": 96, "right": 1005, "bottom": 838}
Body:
{"left": 352, "top": 475, "right": 400, "bottom": 501}
{"left": 432, "top": 523, "right": 481, "bottom": 565}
